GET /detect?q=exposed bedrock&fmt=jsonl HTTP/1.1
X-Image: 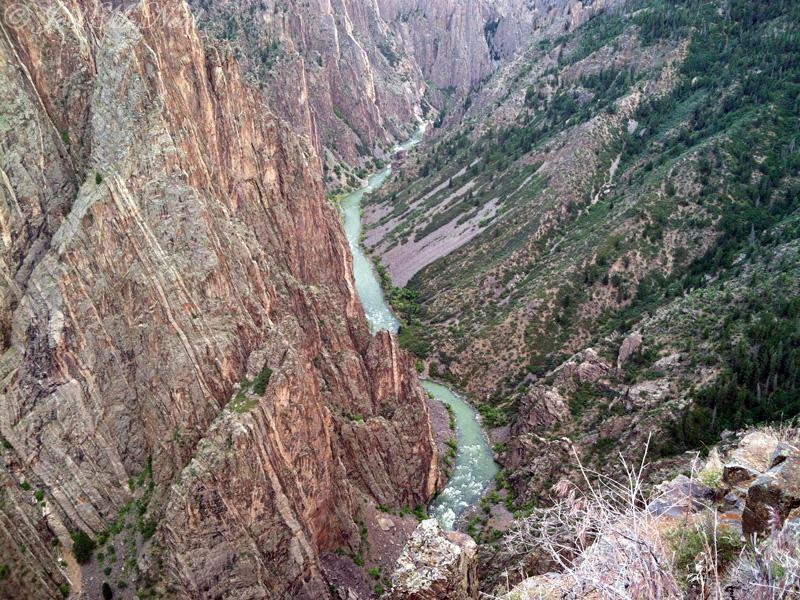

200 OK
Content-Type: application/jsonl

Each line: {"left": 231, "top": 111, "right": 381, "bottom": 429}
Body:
{"left": 0, "top": 1, "right": 438, "bottom": 597}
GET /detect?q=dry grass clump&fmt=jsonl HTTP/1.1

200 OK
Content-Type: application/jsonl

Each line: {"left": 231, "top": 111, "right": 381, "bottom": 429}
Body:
{"left": 730, "top": 508, "right": 800, "bottom": 600}
{"left": 493, "top": 432, "right": 800, "bottom": 600}
{"left": 501, "top": 436, "right": 683, "bottom": 599}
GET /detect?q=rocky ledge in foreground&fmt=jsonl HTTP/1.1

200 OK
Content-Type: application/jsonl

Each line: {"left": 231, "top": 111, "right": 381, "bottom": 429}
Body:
{"left": 497, "top": 429, "right": 800, "bottom": 599}
{"left": 388, "top": 519, "right": 478, "bottom": 600}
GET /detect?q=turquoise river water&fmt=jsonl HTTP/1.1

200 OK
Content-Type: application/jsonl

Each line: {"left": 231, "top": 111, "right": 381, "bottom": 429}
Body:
{"left": 339, "top": 126, "right": 498, "bottom": 530}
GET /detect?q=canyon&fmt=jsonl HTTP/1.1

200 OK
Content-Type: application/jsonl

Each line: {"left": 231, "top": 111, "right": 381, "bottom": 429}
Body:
{"left": 364, "top": 0, "right": 800, "bottom": 550}
{"left": 1, "top": 0, "right": 799, "bottom": 598}
{"left": 187, "top": 0, "right": 613, "bottom": 192}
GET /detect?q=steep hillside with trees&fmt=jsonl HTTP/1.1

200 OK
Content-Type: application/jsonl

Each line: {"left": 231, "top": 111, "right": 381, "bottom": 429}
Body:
{"left": 365, "top": 0, "right": 800, "bottom": 527}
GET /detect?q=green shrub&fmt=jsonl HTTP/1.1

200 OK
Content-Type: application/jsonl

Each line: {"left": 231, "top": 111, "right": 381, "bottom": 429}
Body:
{"left": 101, "top": 581, "right": 113, "bottom": 600}
{"left": 140, "top": 519, "right": 157, "bottom": 540}
{"left": 698, "top": 466, "right": 722, "bottom": 490}
{"left": 593, "top": 437, "right": 616, "bottom": 455}
{"left": 252, "top": 363, "right": 272, "bottom": 395}
{"left": 476, "top": 402, "right": 507, "bottom": 427}
{"left": 666, "top": 515, "right": 743, "bottom": 587}
{"left": 444, "top": 403, "right": 456, "bottom": 429}
{"left": 72, "top": 531, "right": 96, "bottom": 564}
{"left": 60, "top": 584, "right": 69, "bottom": 598}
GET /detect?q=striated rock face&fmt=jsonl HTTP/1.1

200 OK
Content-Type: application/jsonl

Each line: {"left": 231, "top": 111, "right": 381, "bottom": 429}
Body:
{"left": 0, "top": 0, "right": 438, "bottom": 597}
{"left": 185, "top": 0, "right": 621, "bottom": 176}
{"left": 188, "top": 0, "right": 430, "bottom": 168}
{"left": 377, "top": 0, "right": 622, "bottom": 93}
{"left": 377, "top": 0, "right": 501, "bottom": 92}
{"left": 388, "top": 519, "right": 478, "bottom": 600}
{"left": 647, "top": 475, "right": 715, "bottom": 519}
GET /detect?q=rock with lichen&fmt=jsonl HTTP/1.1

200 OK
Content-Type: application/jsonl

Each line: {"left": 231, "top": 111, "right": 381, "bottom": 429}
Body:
{"left": 389, "top": 519, "right": 478, "bottom": 600}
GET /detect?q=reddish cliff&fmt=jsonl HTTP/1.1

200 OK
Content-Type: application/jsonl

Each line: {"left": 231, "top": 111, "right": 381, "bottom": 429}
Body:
{"left": 188, "top": 0, "right": 431, "bottom": 169}
{"left": 0, "top": 0, "right": 438, "bottom": 597}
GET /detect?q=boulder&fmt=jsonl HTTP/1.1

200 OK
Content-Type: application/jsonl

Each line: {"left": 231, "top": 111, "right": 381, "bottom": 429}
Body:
{"left": 722, "top": 463, "right": 763, "bottom": 489}
{"left": 722, "top": 491, "right": 745, "bottom": 513}
{"left": 556, "top": 349, "right": 614, "bottom": 390}
{"left": 729, "top": 431, "right": 780, "bottom": 473}
{"left": 782, "top": 507, "right": 800, "bottom": 541}
{"left": 388, "top": 520, "right": 478, "bottom": 600}
{"left": 576, "top": 349, "right": 609, "bottom": 384}
{"left": 647, "top": 475, "right": 715, "bottom": 518}
{"left": 513, "top": 387, "right": 569, "bottom": 434}
{"left": 652, "top": 353, "right": 681, "bottom": 371}
{"left": 770, "top": 442, "right": 799, "bottom": 469}
{"left": 616, "top": 332, "right": 643, "bottom": 372}
{"left": 742, "top": 445, "right": 800, "bottom": 535}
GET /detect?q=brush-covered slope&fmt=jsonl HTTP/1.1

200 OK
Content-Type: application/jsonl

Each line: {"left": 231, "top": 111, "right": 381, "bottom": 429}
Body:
{"left": 0, "top": 1, "right": 439, "bottom": 598}
{"left": 365, "top": 0, "right": 800, "bottom": 520}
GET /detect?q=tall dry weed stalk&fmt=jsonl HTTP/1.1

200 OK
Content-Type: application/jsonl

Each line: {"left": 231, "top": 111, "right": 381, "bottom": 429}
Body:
{"left": 495, "top": 432, "right": 800, "bottom": 600}
{"left": 502, "top": 435, "right": 683, "bottom": 599}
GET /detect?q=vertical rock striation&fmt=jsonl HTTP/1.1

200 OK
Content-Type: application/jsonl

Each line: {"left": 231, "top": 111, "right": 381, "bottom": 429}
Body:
{"left": 376, "top": 0, "right": 620, "bottom": 92}
{"left": 187, "top": 0, "right": 431, "bottom": 167}
{"left": 0, "top": 0, "right": 438, "bottom": 597}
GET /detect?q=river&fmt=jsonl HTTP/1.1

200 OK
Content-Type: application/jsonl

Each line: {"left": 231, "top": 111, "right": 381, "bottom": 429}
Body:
{"left": 339, "top": 125, "right": 498, "bottom": 531}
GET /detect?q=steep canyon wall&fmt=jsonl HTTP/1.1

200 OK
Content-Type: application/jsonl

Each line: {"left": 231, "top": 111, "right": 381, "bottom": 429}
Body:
{"left": 0, "top": 1, "right": 438, "bottom": 597}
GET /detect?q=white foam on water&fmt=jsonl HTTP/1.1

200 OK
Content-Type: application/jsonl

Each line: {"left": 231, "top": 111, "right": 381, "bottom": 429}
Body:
{"left": 424, "top": 382, "right": 499, "bottom": 530}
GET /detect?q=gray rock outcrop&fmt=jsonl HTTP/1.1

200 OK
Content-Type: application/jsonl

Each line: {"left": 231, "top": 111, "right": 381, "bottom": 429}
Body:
{"left": 743, "top": 443, "right": 800, "bottom": 535}
{"left": 388, "top": 519, "right": 478, "bottom": 600}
